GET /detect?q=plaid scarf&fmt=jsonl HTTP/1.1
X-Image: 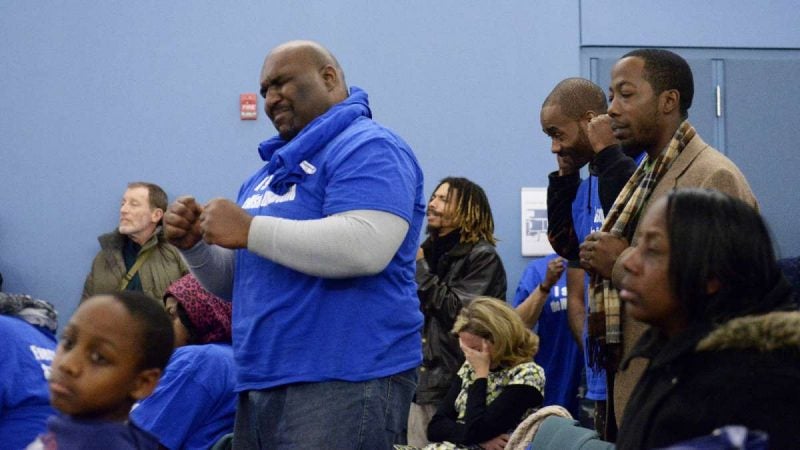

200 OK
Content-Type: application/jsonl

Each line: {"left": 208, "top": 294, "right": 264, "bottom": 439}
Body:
{"left": 587, "top": 120, "right": 696, "bottom": 371}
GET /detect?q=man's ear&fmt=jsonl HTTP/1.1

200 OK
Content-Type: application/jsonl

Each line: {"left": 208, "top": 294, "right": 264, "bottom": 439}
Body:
{"left": 150, "top": 208, "right": 164, "bottom": 224}
{"left": 660, "top": 89, "right": 680, "bottom": 115}
{"left": 320, "top": 64, "right": 338, "bottom": 91}
{"left": 580, "top": 111, "right": 596, "bottom": 129}
{"left": 130, "top": 367, "right": 162, "bottom": 401}
{"left": 579, "top": 109, "right": 597, "bottom": 126}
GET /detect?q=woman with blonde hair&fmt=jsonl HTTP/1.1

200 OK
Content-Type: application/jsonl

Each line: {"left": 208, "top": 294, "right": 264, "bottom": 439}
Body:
{"left": 404, "top": 296, "right": 545, "bottom": 450}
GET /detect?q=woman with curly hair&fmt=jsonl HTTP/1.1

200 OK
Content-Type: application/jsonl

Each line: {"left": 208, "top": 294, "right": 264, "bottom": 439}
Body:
{"left": 401, "top": 296, "right": 544, "bottom": 450}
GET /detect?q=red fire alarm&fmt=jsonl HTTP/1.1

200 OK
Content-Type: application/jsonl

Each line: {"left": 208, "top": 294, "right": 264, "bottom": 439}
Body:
{"left": 240, "top": 93, "right": 258, "bottom": 120}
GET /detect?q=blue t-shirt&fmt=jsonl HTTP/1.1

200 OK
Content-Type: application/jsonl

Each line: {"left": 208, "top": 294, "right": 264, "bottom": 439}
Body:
{"left": 571, "top": 176, "right": 607, "bottom": 400}
{"left": 574, "top": 151, "right": 646, "bottom": 401}
{"left": 234, "top": 115, "right": 425, "bottom": 391}
{"left": 31, "top": 414, "right": 159, "bottom": 450}
{"left": 0, "top": 315, "right": 56, "bottom": 450}
{"left": 512, "top": 255, "right": 581, "bottom": 417}
{"left": 131, "top": 344, "right": 236, "bottom": 450}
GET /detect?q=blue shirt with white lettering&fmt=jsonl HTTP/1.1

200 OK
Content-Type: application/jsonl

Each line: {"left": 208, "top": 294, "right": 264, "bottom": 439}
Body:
{"left": 233, "top": 115, "right": 425, "bottom": 391}
{"left": 513, "top": 254, "right": 581, "bottom": 417}
{"left": 0, "top": 315, "right": 57, "bottom": 450}
{"left": 573, "top": 149, "right": 645, "bottom": 401}
{"left": 572, "top": 176, "right": 608, "bottom": 400}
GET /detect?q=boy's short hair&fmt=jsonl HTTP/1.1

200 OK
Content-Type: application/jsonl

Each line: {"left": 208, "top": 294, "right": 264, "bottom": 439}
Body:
{"left": 111, "top": 291, "right": 174, "bottom": 370}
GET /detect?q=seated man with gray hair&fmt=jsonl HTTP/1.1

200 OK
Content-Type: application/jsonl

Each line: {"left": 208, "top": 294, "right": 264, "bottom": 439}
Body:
{"left": 82, "top": 181, "right": 187, "bottom": 302}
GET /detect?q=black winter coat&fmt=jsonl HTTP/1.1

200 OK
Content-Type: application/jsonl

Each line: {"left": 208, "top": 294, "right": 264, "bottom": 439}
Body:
{"left": 617, "top": 307, "right": 800, "bottom": 450}
{"left": 414, "top": 238, "right": 506, "bottom": 405}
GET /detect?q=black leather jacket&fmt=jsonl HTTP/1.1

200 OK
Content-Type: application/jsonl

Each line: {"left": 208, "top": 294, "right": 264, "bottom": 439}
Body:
{"left": 414, "top": 238, "right": 507, "bottom": 405}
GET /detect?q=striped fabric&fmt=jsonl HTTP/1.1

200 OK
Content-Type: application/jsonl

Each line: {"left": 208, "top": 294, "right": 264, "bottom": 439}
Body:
{"left": 588, "top": 120, "right": 696, "bottom": 370}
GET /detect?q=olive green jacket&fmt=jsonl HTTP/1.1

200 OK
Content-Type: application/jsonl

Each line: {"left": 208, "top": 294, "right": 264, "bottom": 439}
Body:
{"left": 81, "top": 229, "right": 188, "bottom": 303}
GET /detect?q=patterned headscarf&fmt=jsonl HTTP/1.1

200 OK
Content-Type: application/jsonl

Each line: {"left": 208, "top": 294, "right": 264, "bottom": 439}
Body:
{"left": 163, "top": 274, "right": 232, "bottom": 344}
{"left": 0, "top": 292, "right": 58, "bottom": 333}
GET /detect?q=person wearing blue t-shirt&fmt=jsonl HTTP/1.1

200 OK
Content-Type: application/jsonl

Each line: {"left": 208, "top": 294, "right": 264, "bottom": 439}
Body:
{"left": 513, "top": 254, "right": 582, "bottom": 418}
{"left": 0, "top": 294, "right": 58, "bottom": 450}
{"left": 28, "top": 292, "right": 173, "bottom": 450}
{"left": 132, "top": 274, "right": 236, "bottom": 450}
{"left": 540, "top": 78, "right": 641, "bottom": 439}
{"left": 164, "top": 40, "right": 425, "bottom": 450}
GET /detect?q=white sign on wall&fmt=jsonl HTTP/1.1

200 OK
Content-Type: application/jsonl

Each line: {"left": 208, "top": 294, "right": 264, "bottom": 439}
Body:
{"left": 520, "top": 187, "right": 554, "bottom": 256}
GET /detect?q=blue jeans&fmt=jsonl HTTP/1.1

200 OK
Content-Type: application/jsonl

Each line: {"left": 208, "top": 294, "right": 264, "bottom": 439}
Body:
{"left": 232, "top": 368, "right": 417, "bottom": 449}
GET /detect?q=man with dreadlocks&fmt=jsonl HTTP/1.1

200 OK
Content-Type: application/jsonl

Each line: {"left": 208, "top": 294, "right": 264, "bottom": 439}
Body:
{"left": 407, "top": 177, "right": 507, "bottom": 447}
{"left": 578, "top": 49, "right": 757, "bottom": 436}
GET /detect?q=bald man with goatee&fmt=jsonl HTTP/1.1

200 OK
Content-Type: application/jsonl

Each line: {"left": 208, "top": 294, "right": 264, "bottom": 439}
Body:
{"left": 164, "top": 40, "right": 426, "bottom": 449}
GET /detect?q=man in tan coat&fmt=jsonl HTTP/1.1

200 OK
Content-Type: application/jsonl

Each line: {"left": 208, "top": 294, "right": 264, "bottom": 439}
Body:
{"left": 578, "top": 49, "right": 756, "bottom": 438}
{"left": 82, "top": 182, "right": 187, "bottom": 302}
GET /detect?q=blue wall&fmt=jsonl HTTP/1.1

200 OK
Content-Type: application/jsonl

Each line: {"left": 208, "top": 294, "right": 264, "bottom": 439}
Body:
{"left": 1, "top": 1, "right": 797, "bottom": 322}
{"left": 581, "top": 0, "right": 800, "bottom": 48}
{"left": 0, "top": 1, "right": 579, "bottom": 320}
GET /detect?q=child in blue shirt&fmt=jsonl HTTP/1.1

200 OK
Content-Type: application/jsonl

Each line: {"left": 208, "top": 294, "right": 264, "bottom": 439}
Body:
{"left": 27, "top": 291, "right": 174, "bottom": 450}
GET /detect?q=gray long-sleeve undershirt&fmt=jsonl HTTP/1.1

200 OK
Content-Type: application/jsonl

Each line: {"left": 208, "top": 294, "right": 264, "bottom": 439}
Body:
{"left": 180, "top": 209, "right": 409, "bottom": 300}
